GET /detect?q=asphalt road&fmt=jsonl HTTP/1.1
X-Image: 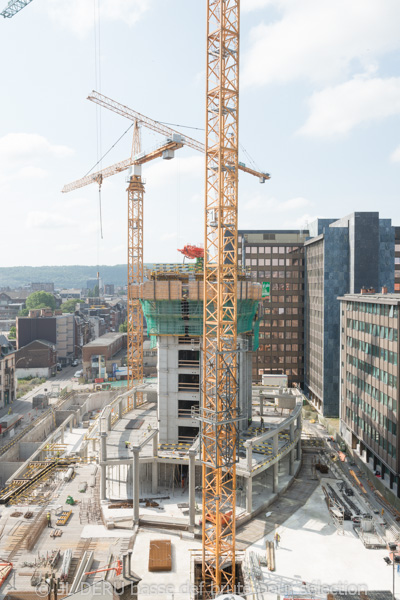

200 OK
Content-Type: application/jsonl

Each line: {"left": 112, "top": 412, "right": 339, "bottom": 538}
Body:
{"left": 0, "top": 364, "right": 79, "bottom": 423}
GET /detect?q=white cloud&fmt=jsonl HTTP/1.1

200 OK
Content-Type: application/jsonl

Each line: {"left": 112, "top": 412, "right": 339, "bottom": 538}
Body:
{"left": 391, "top": 146, "right": 400, "bottom": 163}
{"left": 298, "top": 76, "right": 400, "bottom": 138}
{"left": 242, "top": 0, "right": 274, "bottom": 12}
{"left": 0, "top": 133, "right": 72, "bottom": 165}
{"left": 283, "top": 213, "right": 320, "bottom": 229}
{"left": 145, "top": 155, "right": 203, "bottom": 188}
{"left": 25, "top": 211, "right": 75, "bottom": 230}
{"left": 43, "top": 0, "right": 152, "bottom": 36}
{"left": 242, "top": 0, "right": 400, "bottom": 87}
{"left": 243, "top": 195, "right": 311, "bottom": 213}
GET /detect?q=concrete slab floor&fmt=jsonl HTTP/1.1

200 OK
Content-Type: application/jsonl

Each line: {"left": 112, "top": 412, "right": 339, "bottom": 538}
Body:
{"left": 130, "top": 528, "right": 201, "bottom": 600}
{"left": 248, "top": 485, "right": 394, "bottom": 598}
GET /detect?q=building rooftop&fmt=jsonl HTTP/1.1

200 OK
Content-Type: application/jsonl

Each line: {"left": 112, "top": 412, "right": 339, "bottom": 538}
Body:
{"left": 339, "top": 293, "right": 400, "bottom": 303}
{"left": 83, "top": 332, "right": 125, "bottom": 348}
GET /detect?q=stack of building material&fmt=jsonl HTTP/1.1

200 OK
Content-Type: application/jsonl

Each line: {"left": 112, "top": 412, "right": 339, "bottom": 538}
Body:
{"left": 148, "top": 540, "right": 172, "bottom": 572}
{"left": 266, "top": 540, "right": 275, "bottom": 571}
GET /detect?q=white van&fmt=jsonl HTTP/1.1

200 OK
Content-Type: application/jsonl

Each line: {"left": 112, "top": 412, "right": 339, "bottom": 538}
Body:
{"left": 74, "top": 369, "right": 83, "bottom": 378}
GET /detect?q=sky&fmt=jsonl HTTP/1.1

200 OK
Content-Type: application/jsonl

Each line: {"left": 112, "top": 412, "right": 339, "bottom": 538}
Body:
{"left": 1, "top": 0, "right": 400, "bottom": 268}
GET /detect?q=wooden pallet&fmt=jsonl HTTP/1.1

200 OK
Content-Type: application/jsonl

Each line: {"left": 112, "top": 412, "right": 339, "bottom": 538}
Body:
{"left": 50, "top": 529, "right": 63, "bottom": 538}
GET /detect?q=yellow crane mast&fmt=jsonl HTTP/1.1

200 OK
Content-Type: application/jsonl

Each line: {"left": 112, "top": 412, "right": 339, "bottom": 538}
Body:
{"left": 202, "top": 0, "right": 240, "bottom": 595}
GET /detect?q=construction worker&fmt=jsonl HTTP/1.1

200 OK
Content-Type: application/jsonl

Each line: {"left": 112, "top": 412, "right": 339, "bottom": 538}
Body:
{"left": 274, "top": 532, "right": 280, "bottom": 549}
{"left": 260, "top": 416, "right": 264, "bottom": 432}
{"left": 47, "top": 512, "right": 51, "bottom": 528}
{"left": 125, "top": 441, "right": 130, "bottom": 449}
{"left": 148, "top": 424, "right": 152, "bottom": 433}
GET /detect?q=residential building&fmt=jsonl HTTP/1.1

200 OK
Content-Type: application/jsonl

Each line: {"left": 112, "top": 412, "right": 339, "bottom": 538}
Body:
{"left": 30, "top": 282, "right": 55, "bottom": 293}
{"left": 395, "top": 227, "right": 400, "bottom": 292}
{"left": 339, "top": 291, "right": 399, "bottom": 496}
{"left": 238, "top": 229, "right": 308, "bottom": 387}
{"left": 304, "top": 212, "right": 394, "bottom": 417}
{"left": 17, "top": 313, "right": 77, "bottom": 365}
{"left": 59, "top": 289, "right": 82, "bottom": 300}
{"left": 14, "top": 340, "right": 57, "bottom": 379}
{"left": 82, "top": 332, "right": 126, "bottom": 380}
{"left": 104, "top": 284, "right": 115, "bottom": 295}
{"left": 0, "top": 335, "right": 16, "bottom": 407}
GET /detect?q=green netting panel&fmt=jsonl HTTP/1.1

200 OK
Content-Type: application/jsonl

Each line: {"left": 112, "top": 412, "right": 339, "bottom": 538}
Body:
{"left": 141, "top": 298, "right": 259, "bottom": 338}
{"left": 252, "top": 318, "right": 260, "bottom": 351}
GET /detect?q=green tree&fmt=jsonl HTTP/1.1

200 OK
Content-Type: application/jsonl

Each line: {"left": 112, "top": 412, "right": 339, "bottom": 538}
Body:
{"left": 61, "top": 299, "right": 84, "bottom": 313}
{"left": 88, "top": 285, "right": 99, "bottom": 298}
{"left": 26, "top": 291, "right": 56, "bottom": 311}
{"left": 18, "top": 308, "right": 29, "bottom": 317}
{"left": 8, "top": 326, "right": 16, "bottom": 339}
{"left": 119, "top": 320, "right": 127, "bottom": 333}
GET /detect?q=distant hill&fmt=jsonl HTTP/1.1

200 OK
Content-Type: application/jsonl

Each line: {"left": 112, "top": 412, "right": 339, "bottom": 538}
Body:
{"left": 0, "top": 265, "right": 131, "bottom": 289}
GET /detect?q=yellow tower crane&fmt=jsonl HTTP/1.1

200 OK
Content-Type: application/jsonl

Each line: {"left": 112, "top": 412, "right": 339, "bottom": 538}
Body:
{"left": 81, "top": 91, "right": 269, "bottom": 412}
{"left": 201, "top": 0, "right": 262, "bottom": 595}
{"left": 63, "top": 111, "right": 184, "bottom": 406}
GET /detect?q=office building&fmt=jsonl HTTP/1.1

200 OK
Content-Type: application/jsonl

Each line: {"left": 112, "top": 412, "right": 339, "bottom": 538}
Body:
{"left": 238, "top": 230, "right": 308, "bottom": 387}
{"left": 304, "top": 212, "right": 394, "bottom": 417}
{"left": 339, "top": 291, "right": 399, "bottom": 496}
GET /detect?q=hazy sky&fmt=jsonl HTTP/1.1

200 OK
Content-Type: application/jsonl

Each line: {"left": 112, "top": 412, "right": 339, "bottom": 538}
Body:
{"left": 1, "top": 0, "right": 400, "bottom": 267}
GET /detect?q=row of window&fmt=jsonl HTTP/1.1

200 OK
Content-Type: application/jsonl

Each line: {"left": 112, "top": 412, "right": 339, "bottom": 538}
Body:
{"left": 345, "top": 407, "right": 396, "bottom": 457}
{"left": 346, "top": 320, "right": 398, "bottom": 341}
{"left": 259, "top": 355, "right": 301, "bottom": 364}
{"left": 347, "top": 368, "right": 397, "bottom": 389}
{"left": 347, "top": 355, "right": 398, "bottom": 383}
{"left": 346, "top": 390, "right": 397, "bottom": 429}
{"left": 346, "top": 302, "right": 398, "bottom": 318}
{"left": 346, "top": 344, "right": 397, "bottom": 365}
{"left": 242, "top": 246, "right": 303, "bottom": 254}
{"left": 258, "top": 343, "right": 302, "bottom": 352}
{"left": 245, "top": 268, "right": 304, "bottom": 279}
{"left": 259, "top": 331, "right": 299, "bottom": 340}
{"left": 262, "top": 319, "right": 300, "bottom": 328}
{"left": 265, "top": 307, "right": 303, "bottom": 315}
{"left": 346, "top": 372, "right": 398, "bottom": 407}
{"left": 244, "top": 257, "right": 304, "bottom": 266}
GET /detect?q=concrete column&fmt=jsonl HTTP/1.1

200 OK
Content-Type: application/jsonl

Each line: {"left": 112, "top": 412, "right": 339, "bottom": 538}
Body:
{"left": 60, "top": 427, "right": 64, "bottom": 444}
{"left": 69, "top": 420, "right": 73, "bottom": 433}
{"left": 132, "top": 390, "right": 137, "bottom": 410}
{"left": 260, "top": 395, "right": 264, "bottom": 416}
{"left": 118, "top": 401, "right": 123, "bottom": 420}
{"left": 107, "top": 413, "right": 112, "bottom": 432}
{"left": 100, "top": 432, "right": 107, "bottom": 501}
{"left": 132, "top": 446, "right": 140, "bottom": 525}
{"left": 245, "top": 442, "right": 253, "bottom": 473}
{"left": 91, "top": 439, "right": 96, "bottom": 453}
{"left": 151, "top": 431, "right": 159, "bottom": 494}
{"left": 246, "top": 476, "right": 253, "bottom": 514}
{"left": 152, "top": 431, "right": 159, "bottom": 458}
{"left": 289, "top": 421, "right": 295, "bottom": 475}
{"left": 272, "top": 432, "right": 279, "bottom": 493}
{"left": 296, "top": 438, "right": 301, "bottom": 462}
{"left": 189, "top": 449, "right": 196, "bottom": 530}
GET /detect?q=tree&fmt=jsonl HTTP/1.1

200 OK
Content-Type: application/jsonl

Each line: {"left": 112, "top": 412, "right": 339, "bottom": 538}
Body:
{"left": 26, "top": 291, "right": 56, "bottom": 311}
{"left": 8, "top": 326, "right": 16, "bottom": 339}
{"left": 119, "top": 320, "right": 127, "bottom": 333}
{"left": 18, "top": 308, "right": 29, "bottom": 317}
{"left": 61, "top": 299, "right": 84, "bottom": 313}
{"left": 88, "top": 285, "right": 99, "bottom": 298}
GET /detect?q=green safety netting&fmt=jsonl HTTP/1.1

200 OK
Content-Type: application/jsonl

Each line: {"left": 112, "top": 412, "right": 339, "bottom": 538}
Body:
{"left": 141, "top": 298, "right": 259, "bottom": 348}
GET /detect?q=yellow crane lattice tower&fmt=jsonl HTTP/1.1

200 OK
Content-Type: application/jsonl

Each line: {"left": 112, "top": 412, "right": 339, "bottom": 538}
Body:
{"left": 202, "top": 0, "right": 240, "bottom": 595}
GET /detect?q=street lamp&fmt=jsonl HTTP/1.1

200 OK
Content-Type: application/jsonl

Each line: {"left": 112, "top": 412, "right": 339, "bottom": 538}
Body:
{"left": 384, "top": 543, "right": 400, "bottom": 599}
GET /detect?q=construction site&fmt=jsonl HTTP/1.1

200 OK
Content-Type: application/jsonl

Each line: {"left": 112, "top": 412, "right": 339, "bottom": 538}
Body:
{"left": 0, "top": 1, "right": 399, "bottom": 599}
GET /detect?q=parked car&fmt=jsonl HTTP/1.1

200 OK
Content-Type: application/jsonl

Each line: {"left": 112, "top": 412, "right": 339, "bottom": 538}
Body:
{"left": 57, "top": 363, "right": 62, "bottom": 371}
{"left": 71, "top": 359, "right": 78, "bottom": 367}
{"left": 74, "top": 369, "right": 83, "bottom": 378}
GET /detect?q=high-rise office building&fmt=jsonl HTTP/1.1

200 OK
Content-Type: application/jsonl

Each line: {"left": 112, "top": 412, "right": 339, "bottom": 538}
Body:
{"left": 238, "top": 230, "right": 308, "bottom": 387}
{"left": 339, "top": 292, "right": 399, "bottom": 496}
{"left": 304, "top": 212, "right": 394, "bottom": 417}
